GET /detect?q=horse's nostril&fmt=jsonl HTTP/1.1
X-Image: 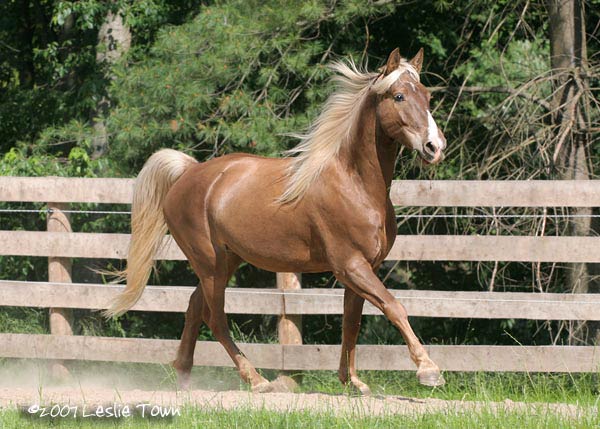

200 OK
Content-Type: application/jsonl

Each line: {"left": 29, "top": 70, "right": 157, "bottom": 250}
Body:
{"left": 424, "top": 141, "right": 436, "bottom": 155}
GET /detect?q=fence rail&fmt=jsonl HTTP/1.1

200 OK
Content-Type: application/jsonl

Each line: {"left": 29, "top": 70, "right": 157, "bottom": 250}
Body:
{"left": 1, "top": 333, "right": 598, "bottom": 372}
{"left": 1, "top": 177, "right": 600, "bottom": 374}
{"left": 4, "top": 177, "right": 600, "bottom": 206}
{"left": 2, "top": 280, "right": 600, "bottom": 321}
{"left": 2, "top": 231, "right": 600, "bottom": 263}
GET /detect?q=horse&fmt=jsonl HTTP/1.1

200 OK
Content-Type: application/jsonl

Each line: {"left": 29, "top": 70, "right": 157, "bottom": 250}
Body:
{"left": 105, "top": 47, "right": 447, "bottom": 394}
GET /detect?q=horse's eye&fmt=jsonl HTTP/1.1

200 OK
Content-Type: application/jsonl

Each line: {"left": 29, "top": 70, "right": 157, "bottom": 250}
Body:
{"left": 394, "top": 93, "right": 405, "bottom": 102}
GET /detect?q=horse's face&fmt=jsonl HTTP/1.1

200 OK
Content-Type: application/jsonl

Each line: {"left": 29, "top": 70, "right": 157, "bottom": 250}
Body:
{"left": 376, "top": 48, "right": 446, "bottom": 165}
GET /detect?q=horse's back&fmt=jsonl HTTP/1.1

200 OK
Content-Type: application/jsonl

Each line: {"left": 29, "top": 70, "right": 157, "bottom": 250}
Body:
{"left": 165, "top": 152, "right": 286, "bottom": 223}
{"left": 164, "top": 153, "right": 323, "bottom": 272}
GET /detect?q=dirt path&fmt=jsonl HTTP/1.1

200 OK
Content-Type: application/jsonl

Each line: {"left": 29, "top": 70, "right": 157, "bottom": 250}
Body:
{"left": 0, "top": 386, "right": 587, "bottom": 418}
{"left": 0, "top": 361, "right": 587, "bottom": 418}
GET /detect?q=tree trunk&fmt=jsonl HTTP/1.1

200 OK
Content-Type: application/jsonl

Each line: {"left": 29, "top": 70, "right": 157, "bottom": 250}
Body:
{"left": 58, "top": 7, "right": 75, "bottom": 91}
{"left": 547, "top": 0, "right": 595, "bottom": 344}
{"left": 17, "top": 0, "right": 35, "bottom": 87}
{"left": 92, "top": 9, "right": 131, "bottom": 159}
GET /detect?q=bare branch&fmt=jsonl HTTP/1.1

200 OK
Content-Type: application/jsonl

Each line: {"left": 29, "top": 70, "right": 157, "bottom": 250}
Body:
{"left": 429, "top": 85, "right": 552, "bottom": 111}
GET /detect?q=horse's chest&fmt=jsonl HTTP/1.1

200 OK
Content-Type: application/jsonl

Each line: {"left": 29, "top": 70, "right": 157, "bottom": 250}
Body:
{"left": 351, "top": 208, "right": 395, "bottom": 266}
{"left": 366, "top": 225, "right": 387, "bottom": 265}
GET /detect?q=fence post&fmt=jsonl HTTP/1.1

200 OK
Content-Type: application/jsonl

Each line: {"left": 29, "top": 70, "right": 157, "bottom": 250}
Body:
{"left": 47, "top": 202, "right": 74, "bottom": 378}
{"left": 277, "top": 272, "right": 302, "bottom": 375}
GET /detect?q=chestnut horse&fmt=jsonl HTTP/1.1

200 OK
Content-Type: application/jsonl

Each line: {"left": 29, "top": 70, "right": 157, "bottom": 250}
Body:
{"left": 106, "top": 48, "right": 447, "bottom": 393}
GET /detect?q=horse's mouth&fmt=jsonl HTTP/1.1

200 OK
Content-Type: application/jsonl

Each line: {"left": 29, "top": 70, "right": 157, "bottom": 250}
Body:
{"left": 419, "top": 149, "right": 444, "bottom": 165}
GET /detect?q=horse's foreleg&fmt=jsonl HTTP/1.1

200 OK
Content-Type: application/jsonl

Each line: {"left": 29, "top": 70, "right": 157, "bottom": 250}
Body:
{"left": 338, "top": 287, "right": 371, "bottom": 395}
{"left": 172, "top": 286, "right": 205, "bottom": 389}
{"left": 336, "top": 257, "right": 445, "bottom": 387}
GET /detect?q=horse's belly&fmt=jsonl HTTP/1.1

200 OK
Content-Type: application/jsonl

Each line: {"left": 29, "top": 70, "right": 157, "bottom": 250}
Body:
{"left": 222, "top": 227, "right": 327, "bottom": 273}
{"left": 211, "top": 197, "right": 328, "bottom": 272}
{"left": 198, "top": 156, "right": 328, "bottom": 272}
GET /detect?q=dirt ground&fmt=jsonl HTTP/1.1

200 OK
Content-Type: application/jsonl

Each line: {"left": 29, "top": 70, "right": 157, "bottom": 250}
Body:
{"left": 0, "top": 386, "right": 588, "bottom": 418}
{"left": 0, "top": 360, "right": 587, "bottom": 417}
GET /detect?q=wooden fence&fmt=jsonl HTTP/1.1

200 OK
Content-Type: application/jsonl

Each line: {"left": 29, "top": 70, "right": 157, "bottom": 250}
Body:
{"left": 1, "top": 177, "right": 600, "bottom": 373}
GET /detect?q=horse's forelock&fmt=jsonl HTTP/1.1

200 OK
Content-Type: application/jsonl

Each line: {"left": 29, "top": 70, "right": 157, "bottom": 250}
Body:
{"left": 372, "top": 61, "right": 420, "bottom": 94}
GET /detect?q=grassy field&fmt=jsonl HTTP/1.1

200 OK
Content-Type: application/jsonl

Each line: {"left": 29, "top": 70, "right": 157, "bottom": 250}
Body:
{"left": 0, "top": 362, "right": 598, "bottom": 428}
{"left": 2, "top": 359, "right": 599, "bottom": 404}
{"left": 299, "top": 370, "right": 600, "bottom": 405}
{"left": 0, "top": 404, "right": 598, "bottom": 429}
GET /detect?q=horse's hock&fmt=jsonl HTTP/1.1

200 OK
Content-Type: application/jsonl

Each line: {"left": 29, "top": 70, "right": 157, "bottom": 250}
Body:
{"left": 1, "top": 178, "right": 600, "bottom": 375}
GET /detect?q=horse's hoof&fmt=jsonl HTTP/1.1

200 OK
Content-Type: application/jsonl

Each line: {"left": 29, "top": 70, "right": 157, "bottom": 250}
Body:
{"left": 175, "top": 370, "right": 191, "bottom": 390}
{"left": 345, "top": 376, "right": 371, "bottom": 396}
{"left": 178, "top": 379, "right": 191, "bottom": 390}
{"left": 251, "top": 380, "right": 273, "bottom": 393}
{"left": 354, "top": 382, "right": 372, "bottom": 396}
{"left": 269, "top": 375, "right": 298, "bottom": 393}
{"left": 50, "top": 363, "right": 72, "bottom": 382}
{"left": 252, "top": 375, "right": 298, "bottom": 393}
{"left": 417, "top": 370, "right": 445, "bottom": 387}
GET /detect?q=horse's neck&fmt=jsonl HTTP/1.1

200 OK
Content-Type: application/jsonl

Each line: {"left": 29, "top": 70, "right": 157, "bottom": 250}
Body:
{"left": 339, "top": 95, "right": 398, "bottom": 204}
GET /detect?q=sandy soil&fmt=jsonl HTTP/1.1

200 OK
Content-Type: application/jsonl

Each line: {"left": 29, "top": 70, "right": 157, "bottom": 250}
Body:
{"left": 0, "top": 361, "right": 587, "bottom": 418}
{"left": 0, "top": 386, "right": 587, "bottom": 418}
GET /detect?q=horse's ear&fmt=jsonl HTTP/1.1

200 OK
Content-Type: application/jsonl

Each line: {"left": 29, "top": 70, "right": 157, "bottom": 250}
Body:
{"left": 383, "top": 47, "right": 401, "bottom": 75}
{"left": 409, "top": 48, "right": 424, "bottom": 73}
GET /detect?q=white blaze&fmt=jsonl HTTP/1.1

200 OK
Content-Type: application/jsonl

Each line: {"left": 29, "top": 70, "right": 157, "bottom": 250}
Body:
{"left": 427, "top": 110, "right": 445, "bottom": 150}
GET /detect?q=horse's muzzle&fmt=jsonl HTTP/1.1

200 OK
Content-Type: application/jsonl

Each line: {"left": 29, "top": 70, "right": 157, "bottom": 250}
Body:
{"left": 420, "top": 144, "right": 444, "bottom": 165}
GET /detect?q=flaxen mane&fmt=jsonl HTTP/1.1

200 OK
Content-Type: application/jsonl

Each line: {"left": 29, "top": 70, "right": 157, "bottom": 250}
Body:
{"left": 278, "top": 59, "right": 419, "bottom": 204}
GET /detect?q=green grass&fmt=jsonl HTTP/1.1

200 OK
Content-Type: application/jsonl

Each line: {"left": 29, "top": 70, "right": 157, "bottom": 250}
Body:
{"left": 0, "top": 360, "right": 598, "bottom": 428}
{"left": 4, "top": 359, "right": 596, "bottom": 406}
{"left": 297, "top": 370, "right": 600, "bottom": 406}
{"left": 0, "top": 406, "right": 598, "bottom": 429}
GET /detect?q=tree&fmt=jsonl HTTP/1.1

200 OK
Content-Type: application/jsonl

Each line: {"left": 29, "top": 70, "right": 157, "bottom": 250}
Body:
{"left": 2, "top": 0, "right": 599, "bottom": 348}
{"left": 92, "top": 8, "right": 132, "bottom": 158}
{"left": 547, "top": 0, "right": 597, "bottom": 344}
{"left": 105, "top": 0, "right": 399, "bottom": 173}
{"left": 0, "top": 0, "right": 203, "bottom": 167}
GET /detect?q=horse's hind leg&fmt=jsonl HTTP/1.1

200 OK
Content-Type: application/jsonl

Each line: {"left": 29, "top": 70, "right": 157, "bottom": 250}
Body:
{"left": 172, "top": 251, "right": 241, "bottom": 389}
{"left": 172, "top": 286, "right": 206, "bottom": 389}
{"left": 200, "top": 248, "right": 270, "bottom": 391}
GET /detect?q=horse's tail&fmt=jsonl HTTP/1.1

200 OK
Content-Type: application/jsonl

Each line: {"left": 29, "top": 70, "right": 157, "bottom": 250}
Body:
{"left": 104, "top": 149, "right": 197, "bottom": 318}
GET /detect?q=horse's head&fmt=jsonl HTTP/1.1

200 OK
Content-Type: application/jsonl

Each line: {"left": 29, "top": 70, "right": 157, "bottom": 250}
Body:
{"left": 375, "top": 48, "right": 446, "bottom": 165}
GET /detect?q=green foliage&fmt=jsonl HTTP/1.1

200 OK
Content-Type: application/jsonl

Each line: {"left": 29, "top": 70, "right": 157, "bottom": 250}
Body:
{"left": 0, "top": 0, "right": 202, "bottom": 159}
{"left": 453, "top": 37, "right": 550, "bottom": 122}
{"left": 0, "top": 0, "right": 100, "bottom": 152}
{"left": 1, "top": 0, "right": 599, "bottom": 349}
{"left": 0, "top": 307, "right": 47, "bottom": 334}
{"left": 0, "top": 136, "right": 102, "bottom": 178}
{"left": 107, "top": 0, "right": 400, "bottom": 173}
